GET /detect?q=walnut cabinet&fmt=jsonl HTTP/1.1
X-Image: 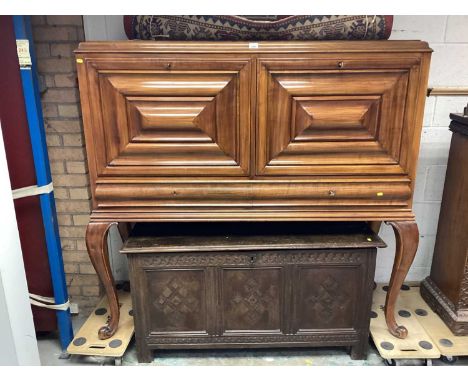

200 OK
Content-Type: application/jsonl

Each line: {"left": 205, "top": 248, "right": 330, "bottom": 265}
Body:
{"left": 75, "top": 41, "right": 432, "bottom": 340}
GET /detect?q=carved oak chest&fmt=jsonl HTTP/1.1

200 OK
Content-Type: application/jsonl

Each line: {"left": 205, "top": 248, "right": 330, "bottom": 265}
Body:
{"left": 121, "top": 222, "right": 385, "bottom": 362}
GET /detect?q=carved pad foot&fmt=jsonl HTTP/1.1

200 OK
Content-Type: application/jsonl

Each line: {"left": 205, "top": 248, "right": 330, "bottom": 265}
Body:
{"left": 98, "top": 325, "right": 115, "bottom": 340}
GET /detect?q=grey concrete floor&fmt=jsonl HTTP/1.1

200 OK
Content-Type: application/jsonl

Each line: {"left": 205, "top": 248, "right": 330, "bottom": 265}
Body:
{"left": 36, "top": 315, "right": 467, "bottom": 366}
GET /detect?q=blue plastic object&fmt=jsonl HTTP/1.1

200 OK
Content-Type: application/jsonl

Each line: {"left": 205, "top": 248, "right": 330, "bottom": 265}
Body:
{"left": 13, "top": 16, "right": 74, "bottom": 350}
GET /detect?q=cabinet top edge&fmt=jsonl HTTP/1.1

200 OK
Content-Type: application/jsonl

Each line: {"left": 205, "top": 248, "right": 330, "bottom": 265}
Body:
{"left": 75, "top": 40, "right": 432, "bottom": 54}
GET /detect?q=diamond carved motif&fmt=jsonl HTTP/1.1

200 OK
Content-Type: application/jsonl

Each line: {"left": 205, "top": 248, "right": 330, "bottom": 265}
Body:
{"left": 306, "top": 275, "right": 349, "bottom": 323}
{"left": 153, "top": 277, "right": 200, "bottom": 322}
{"left": 230, "top": 275, "right": 276, "bottom": 326}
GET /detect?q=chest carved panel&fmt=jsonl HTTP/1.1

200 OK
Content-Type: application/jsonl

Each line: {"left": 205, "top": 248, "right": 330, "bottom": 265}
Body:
{"left": 223, "top": 268, "right": 281, "bottom": 331}
{"left": 307, "top": 275, "right": 350, "bottom": 323}
{"left": 153, "top": 277, "right": 200, "bottom": 318}
{"left": 148, "top": 269, "right": 206, "bottom": 332}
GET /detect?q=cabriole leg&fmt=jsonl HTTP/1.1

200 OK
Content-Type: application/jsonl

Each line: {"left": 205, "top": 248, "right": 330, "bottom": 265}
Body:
{"left": 384, "top": 221, "right": 419, "bottom": 339}
{"left": 86, "top": 221, "right": 119, "bottom": 339}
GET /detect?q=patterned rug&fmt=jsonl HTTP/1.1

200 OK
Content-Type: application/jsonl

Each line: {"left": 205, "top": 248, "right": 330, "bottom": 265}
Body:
{"left": 124, "top": 15, "right": 393, "bottom": 41}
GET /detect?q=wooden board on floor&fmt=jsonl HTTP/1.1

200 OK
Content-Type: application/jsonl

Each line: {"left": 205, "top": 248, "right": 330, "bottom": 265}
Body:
{"left": 67, "top": 291, "right": 134, "bottom": 358}
{"left": 370, "top": 283, "right": 440, "bottom": 360}
{"left": 399, "top": 286, "right": 468, "bottom": 357}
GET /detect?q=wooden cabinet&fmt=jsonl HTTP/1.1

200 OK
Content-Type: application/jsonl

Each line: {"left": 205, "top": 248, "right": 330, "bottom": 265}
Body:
{"left": 75, "top": 41, "right": 431, "bottom": 340}
{"left": 123, "top": 222, "right": 383, "bottom": 362}
{"left": 421, "top": 111, "right": 468, "bottom": 335}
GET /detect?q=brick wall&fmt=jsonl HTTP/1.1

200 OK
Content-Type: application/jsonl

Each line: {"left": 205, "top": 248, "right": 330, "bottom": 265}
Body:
{"left": 31, "top": 16, "right": 100, "bottom": 313}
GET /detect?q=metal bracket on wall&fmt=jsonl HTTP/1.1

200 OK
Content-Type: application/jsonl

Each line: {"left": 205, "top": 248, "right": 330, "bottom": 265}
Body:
{"left": 427, "top": 87, "right": 468, "bottom": 96}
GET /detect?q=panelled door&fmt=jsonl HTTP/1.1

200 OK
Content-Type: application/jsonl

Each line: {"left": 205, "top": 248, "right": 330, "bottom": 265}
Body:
{"left": 256, "top": 56, "right": 423, "bottom": 177}
{"left": 79, "top": 57, "right": 252, "bottom": 177}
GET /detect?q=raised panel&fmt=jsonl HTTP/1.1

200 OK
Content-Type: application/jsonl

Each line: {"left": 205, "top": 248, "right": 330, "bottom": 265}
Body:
{"left": 127, "top": 98, "right": 216, "bottom": 142}
{"left": 147, "top": 269, "right": 208, "bottom": 333}
{"left": 294, "top": 267, "right": 359, "bottom": 330}
{"left": 292, "top": 96, "right": 380, "bottom": 141}
{"left": 221, "top": 268, "right": 282, "bottom": 332}
{"left": 85, "top": 59, "right": 251, "bottom": 177}
{"left": 257, "top": 60, "right": 415, "bottom": 177}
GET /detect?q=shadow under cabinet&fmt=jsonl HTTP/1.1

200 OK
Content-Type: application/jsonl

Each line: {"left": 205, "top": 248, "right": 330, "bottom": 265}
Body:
{"left": 121, "top": 222, "right": 386, "bottom": 363}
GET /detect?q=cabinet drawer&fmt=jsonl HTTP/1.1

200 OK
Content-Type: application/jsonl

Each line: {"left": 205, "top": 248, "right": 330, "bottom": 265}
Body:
{"left": 256, "top": 57, "right": 423, "bottom": 177}
{"left": 77, "top": 57, "right": 252, "bottom": 178}
{"left": 94, "top": 180, "right": 412, "bottom": 209}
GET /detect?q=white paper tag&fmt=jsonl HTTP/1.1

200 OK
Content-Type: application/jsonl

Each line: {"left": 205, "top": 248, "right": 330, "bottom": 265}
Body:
{"left": 16, "top": 39, "right": 32, "bottom": 67}
{"left": 249, "top": 42, "right": 259, "bottom": 49}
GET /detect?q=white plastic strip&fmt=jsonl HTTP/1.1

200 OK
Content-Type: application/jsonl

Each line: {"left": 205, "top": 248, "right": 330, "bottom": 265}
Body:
{"left": 12, "top": 182, "right": 53, "bottom": 200}
{"left": 29, "top": 293, "right": 70, "bottom": 311}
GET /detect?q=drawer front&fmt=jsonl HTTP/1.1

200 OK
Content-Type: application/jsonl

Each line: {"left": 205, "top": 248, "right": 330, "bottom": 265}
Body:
{"left": 94, "top": 180, "right": 412, "bottom": 210}
{"left": 256, "top": 56, "right": 424, "bottom": 177}
{"left": 77, "top": 57, "right": 252, "bottom": 178}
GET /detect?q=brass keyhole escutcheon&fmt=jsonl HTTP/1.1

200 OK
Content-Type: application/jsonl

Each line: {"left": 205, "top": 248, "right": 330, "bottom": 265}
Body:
{"left": 166, "top": 63, "right": 172, "bottom": 69}
{"left": 337, "top": 61, "right": 344, "bottom": 68}
{"left": 328, "top": 190, "right": 336, "bottom": 197}
{"left": 250, "top": 255, "right": 256, "bottom": 264}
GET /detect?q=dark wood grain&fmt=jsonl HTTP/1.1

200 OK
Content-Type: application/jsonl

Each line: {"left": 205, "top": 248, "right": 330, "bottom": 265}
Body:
{"left": 120, "top": 222, "right": 386, "bottom": 253}
{"left": 421, "top": 112, "right": 468, "bottom": 334}
{"left": 124, "top": 223, "right": 379, "bottom": 362}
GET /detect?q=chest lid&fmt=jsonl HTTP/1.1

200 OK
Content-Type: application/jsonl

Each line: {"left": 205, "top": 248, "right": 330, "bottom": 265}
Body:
{"left": 120, "top": 222, "right": 386, "bottom": 254}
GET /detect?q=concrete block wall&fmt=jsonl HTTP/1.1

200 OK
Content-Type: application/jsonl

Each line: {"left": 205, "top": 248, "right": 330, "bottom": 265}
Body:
{"left": 30, "top": 16, "right": 100, "bottom": 313}
{"left": 29, "top": 15, "right": 468, "bottom": 311}
{"left": 376, "top": 16, "right": 468, "bottom": 281}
